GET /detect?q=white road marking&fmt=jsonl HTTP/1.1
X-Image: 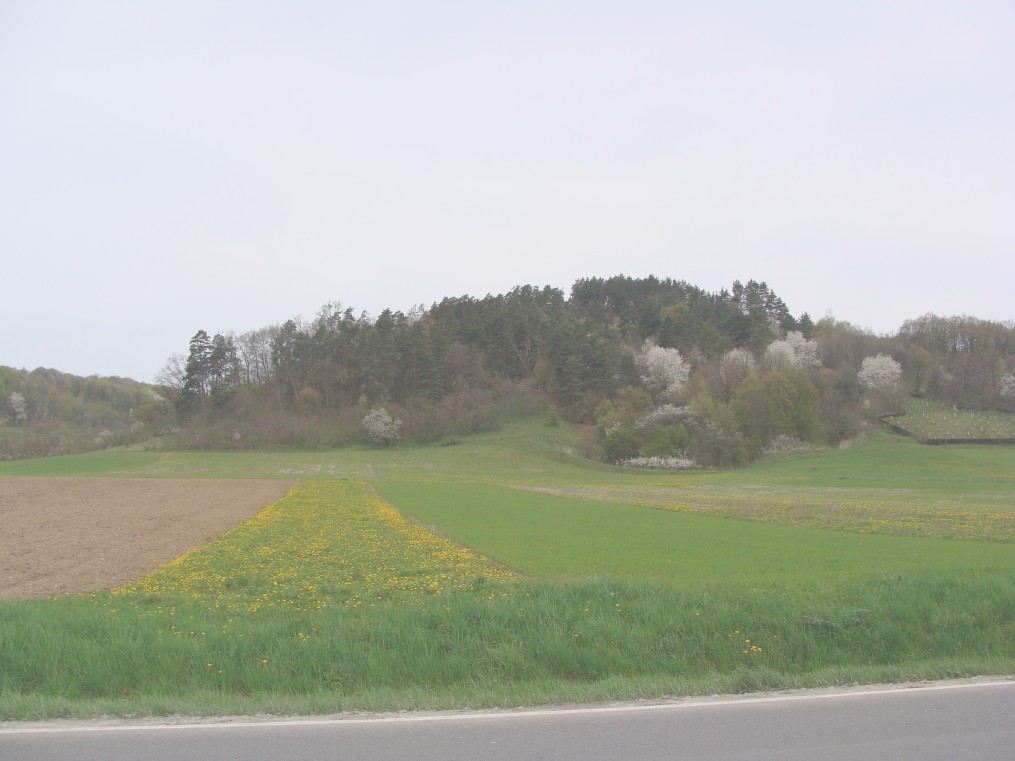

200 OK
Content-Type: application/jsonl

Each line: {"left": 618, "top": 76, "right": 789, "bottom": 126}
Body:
{"left": 3, "top": 678, "right": 1013, "bottom": 735}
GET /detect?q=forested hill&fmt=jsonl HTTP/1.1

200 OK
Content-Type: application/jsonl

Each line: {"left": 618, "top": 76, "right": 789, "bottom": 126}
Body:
{"left": 171, "top": 277, "right": 805, "bottom": 413}
{"left": 0, "top": 367, "right": 152, "bottom": 460}
{"left": 4, "top": 275, "right": 1014, "bottom": 464}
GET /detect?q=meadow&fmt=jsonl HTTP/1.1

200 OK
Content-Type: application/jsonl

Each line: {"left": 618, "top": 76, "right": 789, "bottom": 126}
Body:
{"left": 1, "top": 421, "right": 1013, "bottom": 719}
{"left": 887, "top": 398, "right": 1015, "bottom": 441}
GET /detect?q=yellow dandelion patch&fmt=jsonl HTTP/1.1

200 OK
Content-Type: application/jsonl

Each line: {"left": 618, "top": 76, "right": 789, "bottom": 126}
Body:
{"left": 113, "top": 480, "right": 516, "bottom": 612}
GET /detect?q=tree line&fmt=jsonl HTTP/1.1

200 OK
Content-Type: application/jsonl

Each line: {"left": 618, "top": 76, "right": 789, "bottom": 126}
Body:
{"left": 4, "top": 275, "right": 1013, "bottom": 465}
{"left": 150, "top": 275, "right": 1014, "bottom": 467}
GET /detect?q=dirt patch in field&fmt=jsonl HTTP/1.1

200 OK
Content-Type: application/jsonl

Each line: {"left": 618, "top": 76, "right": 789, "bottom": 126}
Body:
{"left": 0, "top": 476, "right": 297, "bottom": 599}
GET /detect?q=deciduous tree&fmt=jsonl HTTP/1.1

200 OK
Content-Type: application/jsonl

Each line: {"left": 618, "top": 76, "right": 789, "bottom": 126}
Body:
{"left": 718, "top": 347, "right": 756, "bottom": 401}
{"left": 155, "top": 353, "right": 186, "bottom": 390}
{"left": 636, "top": 340, "right": 689, "bottom": 403}
{"left": 858, "top": 353, "right": 903, "bottom": 393}
{"left": 766, "top": 331, "right": 821, "bottom": 369}
{"left": 999, "top": 371, "right": 1015, "bottom": 401}
{"left": 363, "top": 406, "right": 402, "bottom": 445}
{"left": 732, "top": 365, "right": 821, "bottom": 452}
{"left": 857, "top": 353, "right": 904, "bottom": 416}
{"left": 8, "top": 391, "right": 28, "bottom": 425}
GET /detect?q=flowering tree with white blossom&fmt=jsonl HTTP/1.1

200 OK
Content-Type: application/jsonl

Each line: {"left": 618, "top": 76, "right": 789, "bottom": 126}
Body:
{"left": 766, "top": 331, "right": 821, "bottom": 369}
{"left": 857, "top": 353, "right": 904, "bottom": 416}
{"left": 999, "top": 372, "right": 1015, "bottom": 401}
{"left": 8, "top": 391, "right": 28, "bottom": 425}
{"left": 362, "top": 406, "right": 402, "bottom": 445}
{"left": 858, "top": 354, "right": 903, "bottom": 393}
{"left": 635, "top": 340, "right": 689, "bottom": 403}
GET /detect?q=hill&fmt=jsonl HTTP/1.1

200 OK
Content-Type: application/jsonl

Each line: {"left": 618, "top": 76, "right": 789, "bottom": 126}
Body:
{"left": 0, "top": 366, "right": 156, "bottom": 460}
{"left": 4, "top": 275, "right": 1013, "bottom": 464}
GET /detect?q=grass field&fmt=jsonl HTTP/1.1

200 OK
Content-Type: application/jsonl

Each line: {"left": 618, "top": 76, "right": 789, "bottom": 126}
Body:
{"left": 1, "top": 421, "right": 1013, "bottom": 719}
{"left": 888, "top": 398, "right": 1015, "bottom": 440}
{"left": 375, "top": 482, "right": 1015, "bottom": 583}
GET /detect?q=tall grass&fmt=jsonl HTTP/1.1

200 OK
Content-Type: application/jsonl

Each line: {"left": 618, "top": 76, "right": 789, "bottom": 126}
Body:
{"left": 2, "top": 574, "right": 1013, "bottom": 719}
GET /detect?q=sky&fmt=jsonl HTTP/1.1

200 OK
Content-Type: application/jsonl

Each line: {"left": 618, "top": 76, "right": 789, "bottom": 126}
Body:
{"left": 2, "top": 1, "right": 1013, "bottom": 382}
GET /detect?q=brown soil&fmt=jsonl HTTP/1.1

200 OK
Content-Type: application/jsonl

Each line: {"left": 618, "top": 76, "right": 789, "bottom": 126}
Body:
{"left": 0, "top": 476, "right": 297, "bottom": 599}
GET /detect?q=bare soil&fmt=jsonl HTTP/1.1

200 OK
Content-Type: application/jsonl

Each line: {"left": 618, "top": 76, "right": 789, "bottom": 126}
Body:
{"left": 0, "top": 476, "right": 297, "bottom": 599}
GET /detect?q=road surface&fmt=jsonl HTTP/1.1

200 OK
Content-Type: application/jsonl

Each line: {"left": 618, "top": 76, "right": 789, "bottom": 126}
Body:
{"left": 3, "top": 679, "right": 1014, "bottom": 761}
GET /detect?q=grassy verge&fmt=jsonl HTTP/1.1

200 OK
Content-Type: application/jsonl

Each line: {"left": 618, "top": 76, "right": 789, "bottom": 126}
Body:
{"left": 2, "top": 574, "right": 1013, "bottom": 719}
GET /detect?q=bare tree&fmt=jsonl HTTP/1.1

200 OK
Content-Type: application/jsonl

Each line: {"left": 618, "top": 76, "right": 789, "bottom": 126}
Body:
{"left": 718, "top": 347, "right": 757, "bottom": 401}
{"left": 154, "top": 353, "right": 186, "bottom": 390}
{"left": 236, "top": 326, "right": 278, "bottom": 385}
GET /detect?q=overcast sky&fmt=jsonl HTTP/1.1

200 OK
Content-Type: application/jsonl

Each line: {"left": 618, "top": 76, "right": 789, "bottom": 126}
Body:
{"left": 2, "top": 1, "right": 1012, "bottom": 382}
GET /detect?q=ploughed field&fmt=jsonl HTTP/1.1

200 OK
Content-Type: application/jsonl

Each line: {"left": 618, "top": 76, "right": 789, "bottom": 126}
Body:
{"left": 0, "top": 477, "right": 294, "bottom": 599}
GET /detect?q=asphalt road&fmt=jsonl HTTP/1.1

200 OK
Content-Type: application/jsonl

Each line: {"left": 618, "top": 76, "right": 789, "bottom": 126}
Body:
{"left": 3, "top": 679, "right": 1014, "bottom": 761}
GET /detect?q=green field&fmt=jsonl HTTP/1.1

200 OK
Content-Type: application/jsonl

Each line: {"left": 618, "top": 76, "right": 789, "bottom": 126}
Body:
{"left": 887, "top": 398, "right": 1015, "bottom": 441}
{"left": 1, "top": 421, "right": 1014, "bottom": 719}
{"left": 375, "top": 482, "right": 1015, "bottom": 584}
